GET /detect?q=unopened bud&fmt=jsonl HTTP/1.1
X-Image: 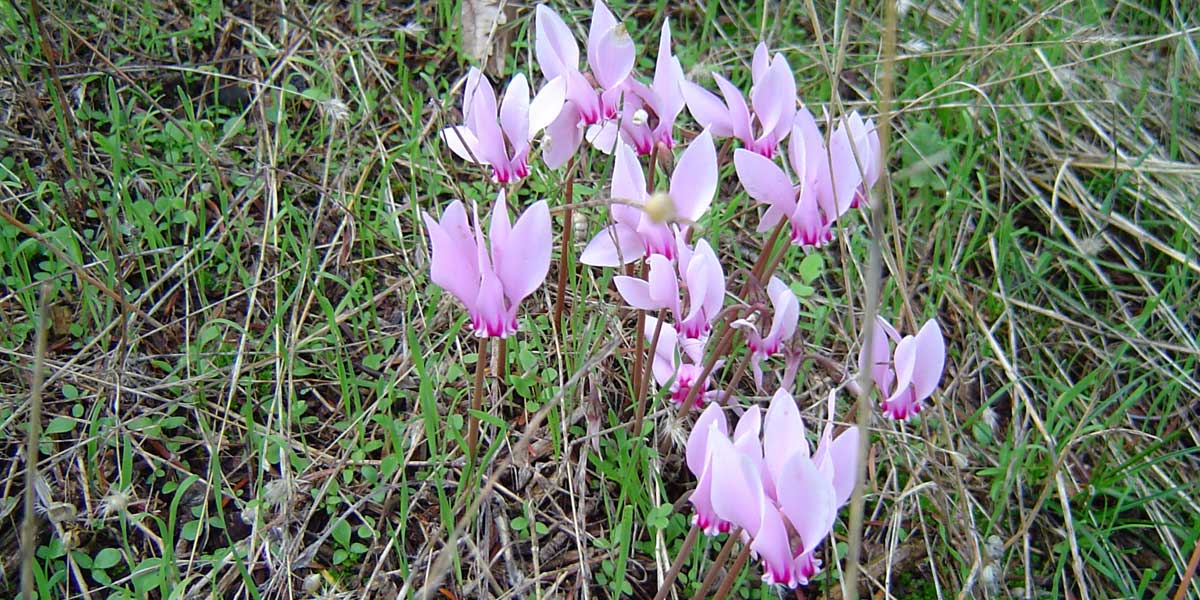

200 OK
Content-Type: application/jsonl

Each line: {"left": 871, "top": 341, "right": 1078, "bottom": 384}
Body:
{"left": 644, "top": 191, "right": 675, "bottom": 223}
{"left": 302, "top": 572, "right": 322, "bottom": 594}
{"left": 572, "top": 211, "right": 588, "bottom": 241}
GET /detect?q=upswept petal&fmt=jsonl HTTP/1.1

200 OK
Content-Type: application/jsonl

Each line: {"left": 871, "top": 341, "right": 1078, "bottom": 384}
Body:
{"left": 468, "top": 78, "right": 509, "bottom": 168}
{"left": 682, "top": 81, "right": 733, "bottom": 137}
{"left": 473, "top": 268, "right": 509, "bottom": 337}
{"left": 824, "top": 123, "right": 864, "bottom": 218}
{"left": 543, "top": 102, "right": 584, "bottom": 169}
{"left": 777, "top": 452, "right": 836, "bottom": 555}
{"left": 687, "top": 403, "right": 728, "bottom": 475}
{"left": 750, "top": 57, "right": 796, "bottom": 139}
{"left": 763, "top": 389, "right": 809, "bottom": 485}
{"left": 613, "top": 276, "right": 655, "bottom": 310}
{"left": 580, "top": 222, "right": 643, "bottom": 266}
{"left": 423, "top": 200, "right": 480, "bottom": 306}
{"left": 497, "top": 199, "right": 552, "bottom": 305}
{"left": 912, "top": 319, "right": 946, "bottom": 399}
{"left": 644, "top": 315, "right": 680, "bottom": 386}
{"left": 669, "top": 129, "right": 718, "bottom": 223}
{"left": 713, "top": 74, "right": 752, "bottom": 142}
{"left": 766, "top": 277, "right": 800, "bottom": 344}
{"left": 652, "top": 21, "right": 686, "bottom": 130}
{"left": 753, "top": 507, "right": 801, "bottom": 588}
{"left": 751, "top": 43, "right": 770, "bottom": 83}
{"left": 890, "top": 335, "right": 918, "bottom": 399}
{"left": 611, "top": 142, "right": 648, "bottom": 206}
{"left": 694, "top": 240, "right": 725, "bottom": 325}
{"left": 646, "top": 254, "right": 680, "bottom": 312}
{"left": 826, "top": 426, "right": 859, "bottom": 506}
{"left": 535, "top": 4, "right": 579, "bottom": 81}
{"left": 587, "top": 0, "right": 634, "bottom": 90}
{"left": 441, "top": 126, "right": 483, "bottom": 163}
{"left": 499, "top": 74, "right": 532, "bottom": 149}
{"left": 708, "top": 433, "right": 766, "bottom": 536}
{"left": 859, "top": 317, "right": 895, "bottom": 394}
{"left": 585, "top": 120, "right": 621, "bottom": 154}
{"left": 528, "top": 76, "right": 567, "bottom": 134}
{"left": 732, "top": 405, "right": 763, "bottom": 460}
{"left": 734, "top": 148, "right": 796, "bottom": 214}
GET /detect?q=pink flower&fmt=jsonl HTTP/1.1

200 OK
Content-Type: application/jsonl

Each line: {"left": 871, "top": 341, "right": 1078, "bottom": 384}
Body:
{"left": 441, "top": 68, "right": 566, "bottom": 183}
{"left": 613, "top": 233, "right": 726, "bottom": 341}
{"left": 859, "top": 317, "right": 946, "bottom": 420}
{"left": 838, "top": 112, "right": 882, "bottom": 208}
{"left": 615, "top": 21, "right": 686, "bottom": 155}
{"left": 731, "top": 277, "right": 800, "bottom": 390}
{"left": 579, "top": 130, "right": 717, "bottom": 266}
{"left": 695, "top": 389, "right": 859, "bottom": 588}
{"left": 683, "top": 43, "right": 796, "bottom": 158}
{"left": 536, "top": 1, "right": 635, "bottom": 167}
{"left": 644, "top": 316, "right": 722, "bottom": 407}
{"left": 422, "top": 191, "right": 552, "bottom": 338}
{"left": 734, "top": 107, "right": 860, "bottom": 247}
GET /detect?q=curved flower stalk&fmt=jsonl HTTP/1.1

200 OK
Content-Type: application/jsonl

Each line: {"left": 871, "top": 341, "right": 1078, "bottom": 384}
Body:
{"left": 536, "top": 1, "right": 635, "bottom": 167}
{"left": 613, "top": 233, "right": 725, "bottom": 342}
{"left": 614, "top": 21, "right": 686, "bottom": 155}
{"left": 644, "top": 316, "right": 722, "bottom": 407}
{"left": 859, "top": 316, "right": 946, "bottom": 420}
{"left": 695, "top": 389, "right": 859, "bottom": 587}
{"left": 440, "top": 68, "right": 566, "bottom": 183}
{"left": 579, "top": 130, "right": 717, "bottom": 266}
{"left": 683, "top": 43, "right": 796, "bottom": 158}
{"left": 734, "top": 107, "right": 861, "bottom": 247}
{"left": 730, "top": 277, "right": 800, "bottom": 391}
{"left": 422, "top": 191, "right": 552, "bottom": 338}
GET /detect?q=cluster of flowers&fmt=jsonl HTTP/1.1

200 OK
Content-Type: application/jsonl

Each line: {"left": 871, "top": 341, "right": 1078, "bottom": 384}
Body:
{"left": 422, "top": 0, "right": 948, "bottom": 588}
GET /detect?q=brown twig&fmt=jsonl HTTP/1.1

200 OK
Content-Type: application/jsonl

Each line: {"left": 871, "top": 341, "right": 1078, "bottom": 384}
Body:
{"left": 651, "top": 524, "right": 699, "bottom": 600}
{"left": 709, "top": 540, "right": 754, "bottom": 600}
{"left": 690, "top": 530, "right": 741, "bottom": 600}
{"left": 20, "top": 283, "right": 50, "bottom": 600}
{"left": 1173, "top": 532, "right": 1200, "bottom": 600}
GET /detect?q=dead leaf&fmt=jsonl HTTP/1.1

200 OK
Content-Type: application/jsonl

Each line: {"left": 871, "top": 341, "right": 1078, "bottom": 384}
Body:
{"left": 461, "top": 0, "right": 513, "bottom": 76}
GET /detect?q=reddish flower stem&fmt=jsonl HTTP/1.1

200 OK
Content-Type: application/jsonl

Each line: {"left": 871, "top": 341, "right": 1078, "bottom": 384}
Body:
{"left": 634, "top": 308, "right": 667, "bottom": 438}
{"left": 710, "top": 541, "right": 754, "bottom": 600}
{"left": 553, "top": 157, "right": 578, "bottom": 335}
{"left": 651, "top": 523, "right": 700, "bottom": 600}
{"left": 467, "top": 336, "right": 489, "bottom": 469}
{"left": 691, "top": 532, "right": 747, "bottom": 600}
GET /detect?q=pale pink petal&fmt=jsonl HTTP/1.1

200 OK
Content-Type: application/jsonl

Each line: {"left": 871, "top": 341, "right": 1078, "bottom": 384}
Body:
{"left": 713, "top": 73, "right": 752, "bottom": 142}
{"left": 912, "top": 319, "right": 946, "bottom": 399}
{"left": 859, "top": 317, "right": 894, "bottom": 395}
{"left": 613, "top": 276, "right": 655, "bottom": 310}
{"left": 777, "top": 453, "right": 836, "bottom": 555}
{"left": 496, "top": 199, "right": 551, "bottom": 305}
{"left": 750, "top": 57, "right": 796, "bottom": 140}
{"left": 645, "top": 315, "right": 679, "bottom": 386}
{"left": 652, "top": 21, "right": 685, "bottom": 130}
{"left": 423, "top": 200, "right": 480, "bottom": 307}
{"left": 731, "top": 405, "right": 762, "bottom": 460}
{"left": 587, "top": 0, "right": 634, "bottom": 90}
{"left": 734, "top": 148, "right": 796, "bottom": 214}
{"left": 827, "top": 426, "right": 859, "bottom": 506}
{"left": 611, "top": 142, "right": 648, "bottom": 206}
{"left": 645, "top": 254, "right": 680, "bottom": 313}
{"left": 708, "top": 434, "right": 766, "bottom": 536}
{"left": 499, "top": 74, "right": 531, "bottom": 149}
{"left": 585, "top": 120, "right": 621, "bottom": 154}
{"left": 766, "top": 277, "right": 799, "bottom": 344}
{"left": 763, "top": 389, "right": 809, "bottom": 487}
{"left": 535, "top": 4, "right": 579, "bottom": 81}
{"left": 580, "top": 223, "right": 643, "bottom": 266}
{"left": 543, "top": 103, "right": 584, "bottom": 169}
{"left": 682, "top": 81, "right": 733, "bottom": 137}
{"left": 441, "top": 126, "right": 483, "bottom": 163}
{"left": 824, "top": 124, "right": 863, "bottom": 219}
{"left": 473, "top": 268, "right": 509, "bottom": 337}
{"left": 751, "top": 43, "right": 770, "bottom": 83}
{"left": 687, "top": 403, "right": 728, "bottom": 476}
{"left": 528, "top": 76, "right": 567, "bottom": 134}
{"left": 753, "top": 507, "right": 801, "bottom": 588}
{"left": 669, "top": 128, "right": 718, "bottom": 223}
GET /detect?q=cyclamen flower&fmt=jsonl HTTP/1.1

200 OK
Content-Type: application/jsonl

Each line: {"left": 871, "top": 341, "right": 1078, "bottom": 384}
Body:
{"left": 422, "top": 191, "right": 551, "bottom": 338}
{"left": 731, "top": 277, "right": 800, "bottom": 391}
{"left": 441, "top": 68, "right": 566, "bottom": 183}
{"left": 684, "top": 43, "right": 796, "bottom": 158}
{"left": 859, "top": 317, "right": 946, "bottom": 420}
{"left": 613, "top": 233, "right": 725, "bottom": 341}
{"left": 645, "top": 316, "right": 722, "bottom": 407}
{"left": 579, "top": 130, "right": 717, "bottom": 266}
{"left": 838, "top": 112, "right": 883, "bottom": 208}
{"left": 614, "top": 21, "right": 686, "bottom": 155}
{"left": 734, "top": 107, "right": 866, "bottom": 247}
{"left": 536, "top": 1, "right": 635, "bottom": 167}
{"left": 694, "top": 389, "right": 859, "bottom": 588}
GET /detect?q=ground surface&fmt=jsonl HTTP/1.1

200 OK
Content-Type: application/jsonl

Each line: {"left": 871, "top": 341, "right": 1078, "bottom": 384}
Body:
{"left": 1, "top": 0, "right": 1198, "bottom": 598}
